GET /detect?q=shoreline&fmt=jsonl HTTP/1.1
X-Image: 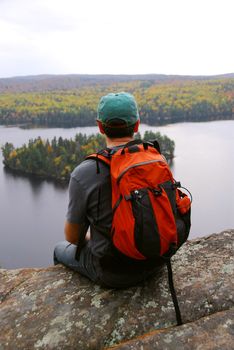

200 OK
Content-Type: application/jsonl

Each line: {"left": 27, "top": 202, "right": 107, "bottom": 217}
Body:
{"left": 0, "top": 115, "right": 234, "bottom": 130}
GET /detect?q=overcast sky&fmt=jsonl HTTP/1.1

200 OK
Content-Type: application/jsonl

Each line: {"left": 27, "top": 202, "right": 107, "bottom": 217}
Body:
{"left": 0, "top": 0, "right": 233, "bottom": 78}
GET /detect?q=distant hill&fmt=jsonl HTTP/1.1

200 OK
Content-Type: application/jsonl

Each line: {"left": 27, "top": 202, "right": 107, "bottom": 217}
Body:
{"left": 0, "top": 73, "right": 234, "bottom": 93}
{"left": 0, "top": 74, "right": 233, "bottom": 127}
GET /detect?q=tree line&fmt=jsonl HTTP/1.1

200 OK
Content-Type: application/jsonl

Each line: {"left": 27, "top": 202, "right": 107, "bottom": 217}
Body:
{"left": 1, "top": 131, "right": 175, "bottom": 182}
{"left": 0, "top": 78, "right": 233, "bottom": 127}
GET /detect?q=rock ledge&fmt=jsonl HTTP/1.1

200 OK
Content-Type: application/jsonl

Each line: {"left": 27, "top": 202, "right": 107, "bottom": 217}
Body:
{"left": 0, "top": 229, "right": 233, "bottom": 350}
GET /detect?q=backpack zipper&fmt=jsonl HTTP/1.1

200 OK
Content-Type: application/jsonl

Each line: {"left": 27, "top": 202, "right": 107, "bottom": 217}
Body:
{"left": 117, "top": 159, "right": 166, "bottom": 184}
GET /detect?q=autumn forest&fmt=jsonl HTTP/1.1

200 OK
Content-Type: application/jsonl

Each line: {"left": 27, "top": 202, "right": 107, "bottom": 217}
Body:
{"left": 0, "top": 76, "right": 233, "bottom": 127}
{"left": 1, "top": 74, "right": 233, "bottom": 182}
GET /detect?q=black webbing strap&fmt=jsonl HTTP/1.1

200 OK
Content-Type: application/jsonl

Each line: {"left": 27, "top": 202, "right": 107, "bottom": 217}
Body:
{"left": 75, "top": 222, "right": 89, "bottom": 261}
{"left": 166, "top": 259, "right": 183, "bottom": 326}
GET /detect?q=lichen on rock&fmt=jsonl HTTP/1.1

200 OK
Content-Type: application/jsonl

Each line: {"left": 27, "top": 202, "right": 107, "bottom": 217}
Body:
{"left": 0, "top": 229, "right": 233, "bottom": 350}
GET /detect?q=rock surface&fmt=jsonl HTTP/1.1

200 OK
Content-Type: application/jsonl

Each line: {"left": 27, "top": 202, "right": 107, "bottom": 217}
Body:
{"left": 0, "top": 229, "right": 233, "bottom": 350}
{"left": 110, "top": 308, "right": 234, "bottom": 350}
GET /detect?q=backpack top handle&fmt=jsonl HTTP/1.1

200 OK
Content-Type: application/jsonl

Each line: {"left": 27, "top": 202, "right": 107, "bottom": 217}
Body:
{"left": 120, "top": 139, "right": 160, "bottom": 155}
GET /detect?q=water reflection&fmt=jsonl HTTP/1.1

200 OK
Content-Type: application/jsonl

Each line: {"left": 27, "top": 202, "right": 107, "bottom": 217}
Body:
{"left": 3, "top": 166, "right": 68, "bottom": 194}
{"left": 1, "top": 164, "right": 68, "bottom": 269}
{"left": 19, "top": 123, "right": 86, "bottom": 130}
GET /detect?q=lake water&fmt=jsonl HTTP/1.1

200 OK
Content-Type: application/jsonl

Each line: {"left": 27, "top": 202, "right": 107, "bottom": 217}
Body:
{"left": 0, "top": 121, "right": 233, "bottom": 268}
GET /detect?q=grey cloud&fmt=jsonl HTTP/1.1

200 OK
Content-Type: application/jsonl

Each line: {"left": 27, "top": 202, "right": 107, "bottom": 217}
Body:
{"left": 0, "top": 49, "right": 63, "bottom": 78}
{"left": 0, "top": 0, "right": 79, "bottom": 33}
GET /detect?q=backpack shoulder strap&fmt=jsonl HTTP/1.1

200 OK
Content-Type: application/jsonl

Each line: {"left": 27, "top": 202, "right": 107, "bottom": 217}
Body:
{"left": 86, "top": 150, "right": 111, "bottom": 173}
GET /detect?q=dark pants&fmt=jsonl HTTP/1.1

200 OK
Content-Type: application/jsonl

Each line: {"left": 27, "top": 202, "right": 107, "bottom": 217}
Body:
{"left": 54, "top": 241, "right": 99, "bottom": 282}
{"left": 54, "top": 240, "right": 164, "bottom": 288}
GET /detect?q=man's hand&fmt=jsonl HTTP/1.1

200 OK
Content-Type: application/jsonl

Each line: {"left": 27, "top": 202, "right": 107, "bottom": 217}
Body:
{"left": 64, "top": 221, "right": 83, "bottom": 244}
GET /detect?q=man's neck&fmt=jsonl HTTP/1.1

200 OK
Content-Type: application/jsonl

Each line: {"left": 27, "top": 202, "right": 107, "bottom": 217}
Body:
{"left": 106, "top": 136, "right": 134, "bottom": 148}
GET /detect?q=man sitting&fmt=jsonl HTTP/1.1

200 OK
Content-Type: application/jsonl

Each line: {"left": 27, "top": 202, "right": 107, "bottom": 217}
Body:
{"left": 54, "top": 92, "right": 167, "bottom": 288}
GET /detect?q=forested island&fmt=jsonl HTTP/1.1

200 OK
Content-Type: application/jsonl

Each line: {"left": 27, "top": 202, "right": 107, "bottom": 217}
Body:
{"left": 0, "top": 74, "right": 233, "bottom": 127}
{"left": 1, "top": 131, "right": 175, "bottom": 182}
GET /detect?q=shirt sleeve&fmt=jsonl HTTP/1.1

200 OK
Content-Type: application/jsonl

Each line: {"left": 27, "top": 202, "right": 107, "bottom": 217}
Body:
{"left": 66, "top": 176, "right": 88, "bottom": 224}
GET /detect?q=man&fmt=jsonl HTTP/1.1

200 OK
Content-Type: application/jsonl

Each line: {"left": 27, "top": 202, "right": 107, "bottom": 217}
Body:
{"left": 54, "top": 92, "right": 164, "bottom": 288}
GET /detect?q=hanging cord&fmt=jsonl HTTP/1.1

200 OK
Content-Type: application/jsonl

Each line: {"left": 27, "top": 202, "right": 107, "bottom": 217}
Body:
{"left": 179, "top": 186, "right": 193, "bottom": 204}
{"left": 166, "top": 258, "right": 183, "bottom": 326}
{"left": 174, "top": 180, "right": 193, "bottom": 204}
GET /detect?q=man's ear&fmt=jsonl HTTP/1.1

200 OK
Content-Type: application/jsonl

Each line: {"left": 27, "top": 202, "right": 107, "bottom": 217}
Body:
{"left": 134, "top": 120, "right": 140, "bottom": 132}
{"left": 97, "top": 121, "right": 105, "bottom": 134}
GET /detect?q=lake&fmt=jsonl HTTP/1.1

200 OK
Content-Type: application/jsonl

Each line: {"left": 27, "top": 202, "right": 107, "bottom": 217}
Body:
{"left": 0, "top": 120, "right": 233, "bottom": 268}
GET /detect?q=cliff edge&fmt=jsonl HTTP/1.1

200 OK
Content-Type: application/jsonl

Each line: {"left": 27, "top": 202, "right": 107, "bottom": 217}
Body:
{"left": 0, "top": 229, "right": 233, "bottom": 350}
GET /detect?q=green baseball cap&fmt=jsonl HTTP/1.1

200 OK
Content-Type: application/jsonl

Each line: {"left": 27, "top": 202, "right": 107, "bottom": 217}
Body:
{"left": 97, "top": 92, "right": 139, "bottom": 126}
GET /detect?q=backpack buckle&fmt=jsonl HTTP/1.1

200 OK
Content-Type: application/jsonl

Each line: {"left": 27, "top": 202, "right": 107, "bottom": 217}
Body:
{"left": 132, "top": 190, "right": 142, "bottom": 199}
{"left": 151, "top": 187, "right": 162, "bottom": 196}
{"left": 126, "top": 190, "right": 143, "bottom": 201}
{"left": 173, "top": 181, "right": 181, "bottom": 189}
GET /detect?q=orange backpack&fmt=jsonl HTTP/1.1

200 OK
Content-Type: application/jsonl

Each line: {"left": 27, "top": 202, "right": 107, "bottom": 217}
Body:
{"left": 86, "top": 139, "right": 191, "bottom": 325}
{"left": 88, "top": 139, "right": 191, "bottom": 261}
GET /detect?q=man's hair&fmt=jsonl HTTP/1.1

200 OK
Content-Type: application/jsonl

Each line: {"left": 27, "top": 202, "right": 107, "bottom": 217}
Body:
{"left": 101, "top": 119, "right": 136, "bottom": 138}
